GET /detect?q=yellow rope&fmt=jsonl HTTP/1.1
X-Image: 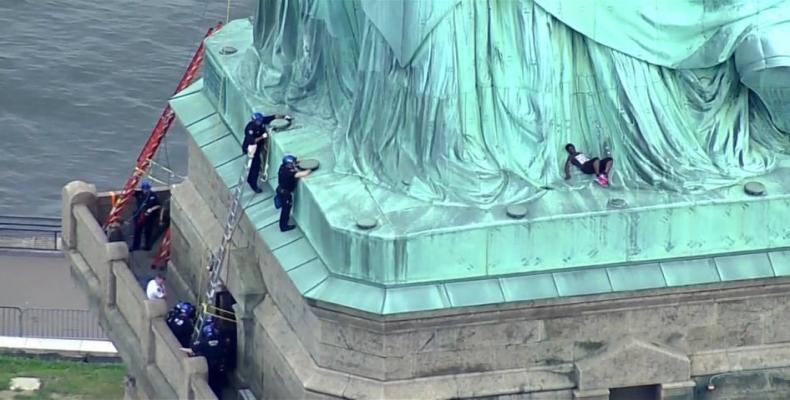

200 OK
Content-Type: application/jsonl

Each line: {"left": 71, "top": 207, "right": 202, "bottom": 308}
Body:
{"left": 206, "top": 304, "right": 235, "bottom": 318}
{"left": 193, "top": 9, "right": 239, "bottom": 336}
{"left": 200, "top": 303, "right": 236, "bottom": 323}
{"left": 143, "top": 175, "right": 168, "bottom": 186}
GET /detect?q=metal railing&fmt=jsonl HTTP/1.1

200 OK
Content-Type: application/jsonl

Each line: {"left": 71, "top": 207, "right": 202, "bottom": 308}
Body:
{"left": 0, "top": 306, "right": 22, "bottom": 336}
{"left": 0, "top": 306, "right": 107, "bottom": 340}
{"left": 0, "top": 215, "right": 61, "bottom": 251}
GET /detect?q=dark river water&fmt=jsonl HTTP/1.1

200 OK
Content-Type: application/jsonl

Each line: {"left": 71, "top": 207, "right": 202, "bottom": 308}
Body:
{"left": 0, "top": 0, "right": 256, "bottom": 217}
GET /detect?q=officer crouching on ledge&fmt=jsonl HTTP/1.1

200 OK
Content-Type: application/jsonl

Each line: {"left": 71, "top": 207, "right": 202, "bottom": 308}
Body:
{"left": 274, "top": 155, "right": 310, "bottom": 232}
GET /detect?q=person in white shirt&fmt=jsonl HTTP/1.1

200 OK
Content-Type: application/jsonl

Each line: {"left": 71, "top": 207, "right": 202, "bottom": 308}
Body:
{"left": 146, "top": 274, "right": 166, "bottom": 300}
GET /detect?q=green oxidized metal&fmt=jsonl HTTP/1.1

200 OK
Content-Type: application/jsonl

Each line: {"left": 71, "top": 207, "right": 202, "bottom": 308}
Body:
{"left": 170, "top": 0, "right": 790, "bottom": 315}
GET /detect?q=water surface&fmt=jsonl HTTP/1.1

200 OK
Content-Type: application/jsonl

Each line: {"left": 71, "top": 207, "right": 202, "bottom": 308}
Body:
{"left": 0, "top": 0, "right": 255, "bottom": 216}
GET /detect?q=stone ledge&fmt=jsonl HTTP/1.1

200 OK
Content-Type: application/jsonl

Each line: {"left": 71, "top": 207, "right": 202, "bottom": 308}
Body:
{"left": 575, "top": 337, "right": 690, "bottom": 390}
{"left": 256, "top": 293, "right": 577, "bottom": 399}
{"left": 691, "top": 343, "right": 790, "bottom": 376}
{"left": 61, "top": 182, "right": 217, "bottom": 400}
{"left": 185, "top": 24, "right": 790, "bottom": 289}
{"left": 174, "top": 88, "right": 790, "bottom": 316}
{"left": 67, "top": 249, "right": 177, "bottom": 400}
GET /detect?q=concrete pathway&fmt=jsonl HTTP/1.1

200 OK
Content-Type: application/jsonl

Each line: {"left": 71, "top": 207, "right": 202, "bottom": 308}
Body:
{"left": 0, "top": 252, "right": 88, "bottom": 310}
{"left": 0, "top": 335, "right": 116, "bottom": 355}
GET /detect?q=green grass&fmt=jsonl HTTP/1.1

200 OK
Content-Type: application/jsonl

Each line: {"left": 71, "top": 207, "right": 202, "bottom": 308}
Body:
{"left": 0, "top": 355, "right": 125, "bottom": 400}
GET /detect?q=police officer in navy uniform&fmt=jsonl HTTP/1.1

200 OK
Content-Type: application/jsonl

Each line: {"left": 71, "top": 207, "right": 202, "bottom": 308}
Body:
{"left": 166, "top": 302, "right": 196, "bottom": 348}
{"left": 191, "top": 318, "right": 226, "bottom": 398}
{"left": 274, "top": 155, "right": 311, "bottom": 232}
{"left": 242, "top": 112, "right": 292, "bottom": 193}
{"left": 130, "top": 179, "right": 161, "bottom": 252}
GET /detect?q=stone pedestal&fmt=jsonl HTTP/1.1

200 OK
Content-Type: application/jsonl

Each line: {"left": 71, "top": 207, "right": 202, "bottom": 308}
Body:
{"left": 141, "top": 299, "right": 168, "bottom": 365}
{"left": 61, "top": 181, "right": 97, "bottom": 250}
{"left": 106, "top": 243, "right": 128, "bottom": 308}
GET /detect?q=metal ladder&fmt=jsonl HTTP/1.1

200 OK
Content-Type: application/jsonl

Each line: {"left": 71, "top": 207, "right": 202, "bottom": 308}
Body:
{"left": 195, "top": 149, "right": 256, "bottom": 334}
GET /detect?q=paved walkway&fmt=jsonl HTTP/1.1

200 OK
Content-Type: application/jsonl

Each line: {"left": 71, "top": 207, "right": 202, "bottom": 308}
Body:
{"left": 0, "top": 335, "right": 117, "bottom": 355}
{"left": 0, "top": 252, "right": 88, "bottom": 310}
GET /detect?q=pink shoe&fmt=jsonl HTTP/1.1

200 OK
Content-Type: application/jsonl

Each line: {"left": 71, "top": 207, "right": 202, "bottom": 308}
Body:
{"left": 596, "top": 175, "right": 609, "bottom": 186}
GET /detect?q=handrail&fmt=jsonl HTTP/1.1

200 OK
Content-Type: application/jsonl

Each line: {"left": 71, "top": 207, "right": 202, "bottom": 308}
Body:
{"left": 0, "top": 227, "right": 60, "bottom": 233}
{"left": 0, "top": 224, "right": 60, "bottom": 231}
{"left": 0, "top": 306, "right": 107, "bottom": 340}
{"left": 0, "top": 215, "right": 62, "bottom": 251}
{"left": 0, "top": 215, "right": 60, "bottom": 229}
{"left": 0, "top": 215, "right": 61, "bottom": 222}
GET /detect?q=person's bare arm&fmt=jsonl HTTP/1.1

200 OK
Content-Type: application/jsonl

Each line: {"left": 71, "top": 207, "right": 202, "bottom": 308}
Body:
{"left": 564, "top": 156, "right": 572, "bottom": 180}
{"left": 295, "top": 170, "right": 311, "bottom": 178}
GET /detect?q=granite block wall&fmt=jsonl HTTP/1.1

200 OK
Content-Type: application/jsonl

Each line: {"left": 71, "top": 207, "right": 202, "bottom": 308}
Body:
{"left": 163, "top": 137, "right": 790, "bottom": 399}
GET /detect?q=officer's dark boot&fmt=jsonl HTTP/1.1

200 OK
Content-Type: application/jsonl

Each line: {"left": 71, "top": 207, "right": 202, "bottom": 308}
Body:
{"left": 247, "top": 155, "right": 263, "bottom": 193}
{"left": 130, "top": 224, "right": 142, "bottom": 251}
{"left": 142, "top": 221, "right": 155, "bottom": 251}
{"left": 279, "top": 199, "right": 295, "bottom": 232}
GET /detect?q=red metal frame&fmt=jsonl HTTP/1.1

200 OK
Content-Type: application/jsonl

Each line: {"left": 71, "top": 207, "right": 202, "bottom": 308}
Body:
{"left": 153, "top": 227, "right": 171, "bottom": 268}
{"left": 105, "top": 22, "right": 222, "bottom": 228}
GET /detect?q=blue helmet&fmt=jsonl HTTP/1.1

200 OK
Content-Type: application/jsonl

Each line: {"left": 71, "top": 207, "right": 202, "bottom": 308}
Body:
{"left": 201, "top": 322, "right": 219, "bottom": 340}
{"left": 176, "top": 302, "right": 196, "bottom": 319}
{"left": 282, "top": 154, "right": 297, "bottom": 165}
{"left": 251, "top": 112, "right": 264, "bottom": 123}
{"left": 140, "top": 179, "right": 151, "bottom": 190}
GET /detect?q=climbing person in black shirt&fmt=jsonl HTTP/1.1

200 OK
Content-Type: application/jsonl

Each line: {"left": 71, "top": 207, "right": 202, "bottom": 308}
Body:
{"left": 274, "top": 155, "right": 311, "bottom": 232}
{"left": 563, "top": 143, "right": 613, "bottom": 187}
{"left": 242, "top": 112, "right": 292, "bottom": 193}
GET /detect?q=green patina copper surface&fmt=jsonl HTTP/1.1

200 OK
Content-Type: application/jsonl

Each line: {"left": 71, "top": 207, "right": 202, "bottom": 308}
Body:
{"left": 249, "top": 0, "right": 790, "bottom": 205}
{"left": 170, "top": 3, "right": 790, "bottom": 314}
{"left": 169, "top": 75, "right": 790, "bottom": 314}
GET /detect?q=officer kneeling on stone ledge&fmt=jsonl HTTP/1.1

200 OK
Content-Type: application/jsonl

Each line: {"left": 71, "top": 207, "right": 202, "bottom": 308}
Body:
{"left": 190, "top": 317, "right": 228, "bottom": 398}
{"left": 166, "top": 301, "right": 196, "bottom": 348}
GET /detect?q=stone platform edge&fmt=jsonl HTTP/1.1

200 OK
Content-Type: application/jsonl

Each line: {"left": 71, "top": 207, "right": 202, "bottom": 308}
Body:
{"left": 196, "top": 19, "right": 790, "bottom": 284}
{"left": 170, "top": 77, "right": 790, "bottom": 315}
{"left": 60, "top": 181, "right": 216, "bottom": 400}
{"left": 169, "top": 168, "right": 790, "bottom": 400}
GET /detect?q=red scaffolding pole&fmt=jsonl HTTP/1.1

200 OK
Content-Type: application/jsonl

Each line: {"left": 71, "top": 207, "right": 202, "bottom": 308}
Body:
{"left": 105, "top": 22, "right": 222, "bottom": 228}
{"left": 153, "top": 227, "right": 171, "bottom": 269}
